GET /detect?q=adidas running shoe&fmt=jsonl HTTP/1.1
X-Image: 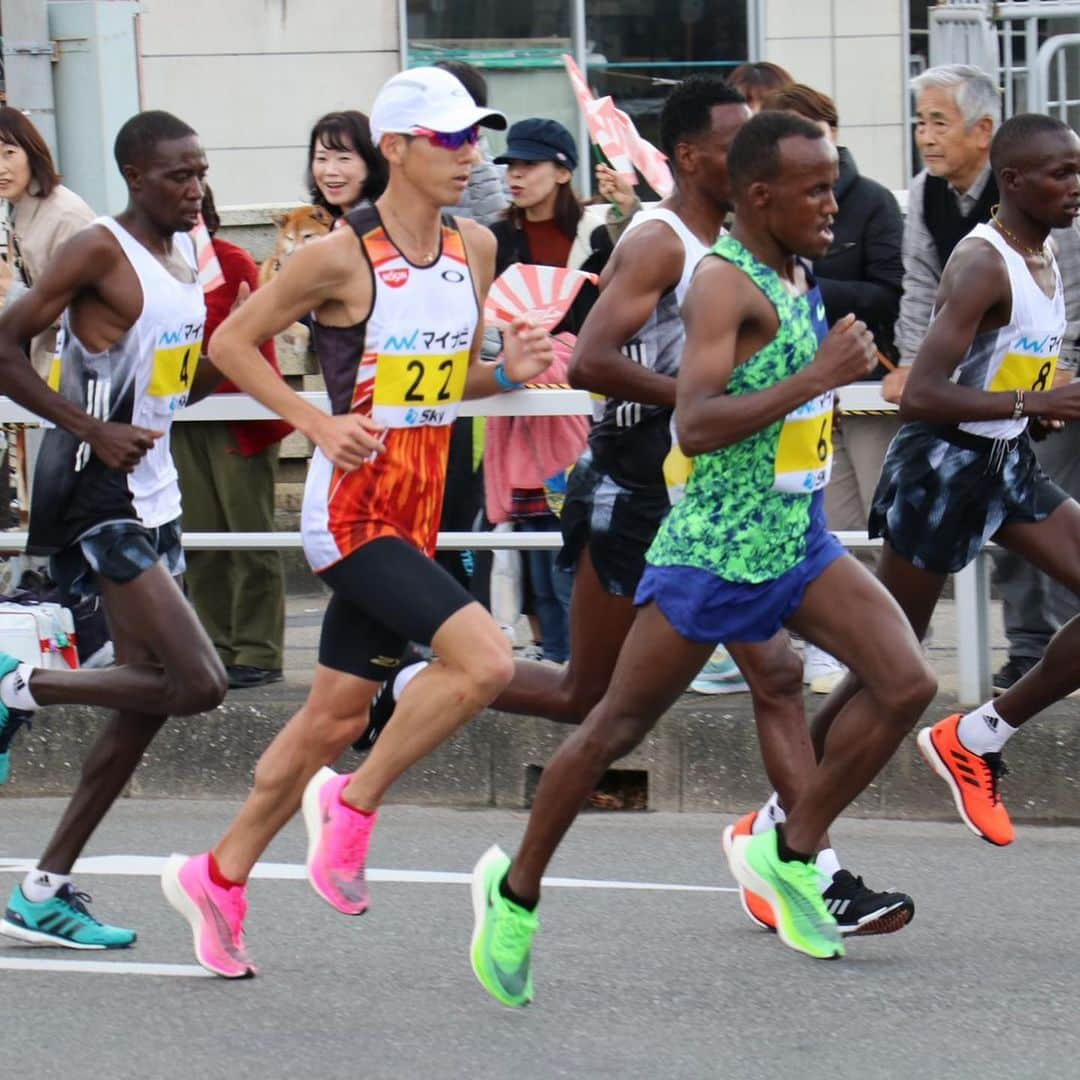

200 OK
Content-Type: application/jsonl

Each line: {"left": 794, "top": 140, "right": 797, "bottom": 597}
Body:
{"left": 0, "top": 883, "right": 135, "bottom": 949}
{"left": 917, "top": 713, "right": 1014, "bottom": 846}
{"left": 822, "top": 870, "right": 914, "bottom": 936}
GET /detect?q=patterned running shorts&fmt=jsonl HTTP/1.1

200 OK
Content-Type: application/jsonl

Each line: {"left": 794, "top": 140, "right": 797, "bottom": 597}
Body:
{"left": 868, "top": 423, "right": 1068, "bottom": 575}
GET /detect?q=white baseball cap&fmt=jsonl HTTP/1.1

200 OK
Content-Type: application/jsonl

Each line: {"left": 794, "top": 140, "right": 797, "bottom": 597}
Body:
{"left": 370, "top": 67, "right": 507, "bottom": 145}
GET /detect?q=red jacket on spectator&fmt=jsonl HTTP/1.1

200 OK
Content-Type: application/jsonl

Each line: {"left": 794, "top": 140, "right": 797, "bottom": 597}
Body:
{"left": 205, "top": 236, "right": 292, "bottom": 456}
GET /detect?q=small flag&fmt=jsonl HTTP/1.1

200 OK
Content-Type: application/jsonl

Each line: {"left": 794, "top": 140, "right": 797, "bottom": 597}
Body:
{"left": 562, "top": 54, "right": 674, "bottom": 197}
{"left": 191, "top": 214, "right": 225, "bottom": 293}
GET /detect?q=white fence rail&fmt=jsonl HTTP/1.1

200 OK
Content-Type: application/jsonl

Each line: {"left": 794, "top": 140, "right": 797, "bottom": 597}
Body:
{"left": 0, "top": 384, "right": 995, "bottom": 703}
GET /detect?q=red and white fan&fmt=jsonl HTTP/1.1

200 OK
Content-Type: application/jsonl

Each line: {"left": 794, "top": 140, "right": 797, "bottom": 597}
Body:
{"left": 484, "top": 264, "right": 598, "bottom": 332}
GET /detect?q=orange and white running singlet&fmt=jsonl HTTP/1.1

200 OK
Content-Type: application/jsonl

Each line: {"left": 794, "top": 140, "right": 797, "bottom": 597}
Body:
{"left": 301, "top": 206, "right": 480, "bottom": 572}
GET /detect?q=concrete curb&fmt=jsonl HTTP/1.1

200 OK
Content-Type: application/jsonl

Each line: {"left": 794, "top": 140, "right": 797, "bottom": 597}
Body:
{"left": 3, "top": 688, "right": 1079, "bottom": 825}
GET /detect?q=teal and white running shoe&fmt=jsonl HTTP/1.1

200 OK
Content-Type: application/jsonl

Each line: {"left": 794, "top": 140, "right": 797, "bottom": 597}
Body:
{"left": 0, "top": 652, "right": 34, "bottom": 785}
{"left": 689, "top": 647, "right": 750, "bottom": 695}
{"left": 0, "top": 884, "right": 136, "bottom": 949}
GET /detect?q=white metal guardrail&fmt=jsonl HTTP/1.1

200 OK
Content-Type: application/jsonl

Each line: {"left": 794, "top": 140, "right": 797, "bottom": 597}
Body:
{"left": 0, "top": 385, "right": 995, "bottom": 703}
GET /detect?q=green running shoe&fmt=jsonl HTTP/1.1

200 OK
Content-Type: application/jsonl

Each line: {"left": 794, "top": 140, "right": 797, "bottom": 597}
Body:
{"left": 0, "top": 652, "right": 34, "bottom": 785}
{"left": 470, "top": 845, "right": 539, "bottom": 1008}
{"left": 727, "top": 830, "right": 843, "bottom": 960}
{"left": 0, "top": 883, "right": 137, "bottom": 950}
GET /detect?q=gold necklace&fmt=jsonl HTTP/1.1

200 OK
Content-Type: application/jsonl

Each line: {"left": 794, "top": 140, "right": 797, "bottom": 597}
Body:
{"left": 990, "top": 206, "right": 1048, "bottom": 260}
{"left": 384, "top": 203, "right": 439, "bottom": 265}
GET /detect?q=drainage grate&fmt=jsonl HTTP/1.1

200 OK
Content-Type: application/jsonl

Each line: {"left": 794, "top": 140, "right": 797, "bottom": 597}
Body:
{"left": 524, "top": 765, "right": 648, "bottom": 811}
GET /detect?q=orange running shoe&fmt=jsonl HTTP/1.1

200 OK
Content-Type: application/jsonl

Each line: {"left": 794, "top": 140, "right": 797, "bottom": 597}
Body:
{"left": 917, "top": 713, "right": 1014, "bottom": 846}
{"left": 721, "top": 811, "right": 776, "bottom": 930}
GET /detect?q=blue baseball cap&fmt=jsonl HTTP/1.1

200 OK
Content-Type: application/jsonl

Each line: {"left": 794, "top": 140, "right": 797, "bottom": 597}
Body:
{"left": 494, "top": 118, "right": 578, "bottom": 171}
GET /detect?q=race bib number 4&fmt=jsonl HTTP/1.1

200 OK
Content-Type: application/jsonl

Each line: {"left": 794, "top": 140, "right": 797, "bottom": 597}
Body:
{"left": 148, "top": 342, "right": 199, "bottom": 411}
{"left": 372, "top": 350, "right": 468, "bottom": 428}
{"left": 774, "top": 392, "right": 834, "bottom": 494}
{"left": 989, "top": 352, "right": 1058, "bottom": 394}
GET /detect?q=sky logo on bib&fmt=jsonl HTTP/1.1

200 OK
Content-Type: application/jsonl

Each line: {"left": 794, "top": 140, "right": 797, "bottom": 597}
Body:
{"left": 380, "top": 268, "right": 410, "bottom": 289}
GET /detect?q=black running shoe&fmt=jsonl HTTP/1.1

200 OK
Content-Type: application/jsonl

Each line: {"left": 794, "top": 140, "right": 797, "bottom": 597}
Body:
{"left": 822, "top": 869, "right": 914, "bottom": 936}
{"left": 352, "top": 646, "right": 428, "bottom": 752}
{"left": 993, "top": 656, "right": 1038, "bottom": 695}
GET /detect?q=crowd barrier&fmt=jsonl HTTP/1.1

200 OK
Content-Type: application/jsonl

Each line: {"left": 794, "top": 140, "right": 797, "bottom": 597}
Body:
{"left": 0, "top": 385, "right": 995, "bottom": 703}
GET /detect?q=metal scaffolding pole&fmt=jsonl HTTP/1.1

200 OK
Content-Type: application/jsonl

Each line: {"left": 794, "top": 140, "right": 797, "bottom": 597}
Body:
{"left": 1, "top": 0, "right": 58, "bottom": 163}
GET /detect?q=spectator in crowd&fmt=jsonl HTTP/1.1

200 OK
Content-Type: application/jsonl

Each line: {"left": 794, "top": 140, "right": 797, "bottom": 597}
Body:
{"left": 488, "top": 118, "right": 601, "bottom": 662}
{"left": 431, "top": 60, "right": 509, "bottom": 602}
{"left": 0, "top": 108, "right": 94, "bottom": 577}
{"left": 889, "top": 63, "right": 1080, "bottom": 690}
{"left": 889, "top": 64, "right": 1001, "bottom": 399}
{"left": 0, "top": 107, "right": 95, "bottom": 377}
{"left": 726, "top": 61, "right": 793, "bottom": 113}
{"left": 434, "top": 60, "right": 510, "bottom": 229}
{"left": 171, "top": 187, "right": 291, "bottom": 689}
{"left": 306, "top": 110, "right": 387, "bottom": 219}
{"left": 762, "top": 83, "right": 904, "bottom": 692}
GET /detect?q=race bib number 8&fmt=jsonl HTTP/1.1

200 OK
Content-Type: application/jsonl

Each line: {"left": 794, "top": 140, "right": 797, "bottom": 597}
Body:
{"left": 774, "top": 392, "right": 834, "bottom": 494}
{"left": 148, "top": 343, "right": 199, "bottom": 409}
{"left": 373, "top": 350, "right": 468, "bottom": 428}
{"left": 990, "top": 352, "right": 1057, "bottom": 394}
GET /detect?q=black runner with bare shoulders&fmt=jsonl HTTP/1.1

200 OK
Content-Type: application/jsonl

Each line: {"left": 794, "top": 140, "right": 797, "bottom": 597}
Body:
{"left": 0, "top": 111, "right": 228, "bottom": 951}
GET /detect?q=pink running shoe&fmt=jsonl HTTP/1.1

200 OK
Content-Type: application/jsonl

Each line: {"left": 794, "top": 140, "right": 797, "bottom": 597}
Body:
{"left": 161, "top": 853, "right": 255, "bottom": 979}
{"left": 302, "top": 766, "right": 377, "bottom": 915}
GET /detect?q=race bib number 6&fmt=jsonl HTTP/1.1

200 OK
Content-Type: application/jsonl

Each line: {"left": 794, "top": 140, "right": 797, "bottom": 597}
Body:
{"left": 373, "top": 350, "right": 468, "bottom": 428}
{"left": 774, "top": 392, "right": 834, "bottom": 494}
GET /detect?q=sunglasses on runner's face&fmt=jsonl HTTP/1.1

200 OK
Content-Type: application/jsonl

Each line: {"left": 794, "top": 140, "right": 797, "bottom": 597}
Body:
{"left": 409, "top": 125, "right": 481, "bottom": 150}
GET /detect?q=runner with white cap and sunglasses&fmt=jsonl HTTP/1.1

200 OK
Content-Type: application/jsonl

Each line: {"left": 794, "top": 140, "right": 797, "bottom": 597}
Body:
{"left": 162, "top": 67, "right": 555, "bottom": 978}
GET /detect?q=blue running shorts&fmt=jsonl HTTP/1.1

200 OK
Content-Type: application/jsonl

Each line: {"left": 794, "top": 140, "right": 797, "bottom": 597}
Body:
{"left": 634, "top": 525, "right": 846, "bottom": 644}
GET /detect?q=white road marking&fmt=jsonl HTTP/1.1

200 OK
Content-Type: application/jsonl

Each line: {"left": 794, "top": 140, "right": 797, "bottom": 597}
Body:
{"left": 0, "top": 957, "right": 214, "bottom": 978}
{"left": 0, "top": 854, "right": 735, "bottom": 893}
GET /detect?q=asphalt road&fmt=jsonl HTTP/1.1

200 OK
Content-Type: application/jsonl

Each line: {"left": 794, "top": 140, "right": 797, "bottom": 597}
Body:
{"left": 1, "top": 800, "right": 1076, "bottom": 1080}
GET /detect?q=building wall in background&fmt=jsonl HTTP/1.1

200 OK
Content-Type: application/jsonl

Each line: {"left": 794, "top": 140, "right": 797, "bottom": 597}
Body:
{"left": 764, "top": 0, "right": 907, "bottom": 189}
{"left": 137, "top": 0, "right": 400, "bottom": 205}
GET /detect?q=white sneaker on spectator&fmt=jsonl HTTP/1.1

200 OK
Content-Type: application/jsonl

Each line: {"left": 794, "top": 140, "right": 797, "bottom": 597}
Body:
{"left": 689, "top": 647, "right": 750, "bottom": 695}
{"left": 803, "top": 644, "right": 846, "bottom": 694}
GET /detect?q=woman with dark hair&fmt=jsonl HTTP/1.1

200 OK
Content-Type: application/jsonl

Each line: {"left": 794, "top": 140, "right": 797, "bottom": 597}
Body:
{"left": 726, "top": 61, "right": 793, "bottom": 113}
{"left": 487, "top": 119, "right": 602, "bottom": 663}
{"left": 0, "top": 107, "right": 94, "bottom": 378}
{"left": 305, "top": 110, "right": 387, "bottom": 218}
{"left": 0, "top": 108, "right": 94, "bottom": 548}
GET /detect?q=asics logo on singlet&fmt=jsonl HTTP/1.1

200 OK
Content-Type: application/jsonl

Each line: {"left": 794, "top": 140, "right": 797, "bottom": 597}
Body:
{"left": 379, "top": 268, "right": 410, "bottom": 288}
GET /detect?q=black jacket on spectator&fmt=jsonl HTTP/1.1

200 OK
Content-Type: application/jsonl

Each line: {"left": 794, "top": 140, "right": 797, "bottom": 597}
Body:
{"left": 489, "top": 216, "right": 611, "bottom": 335}
{"left": 813, "top": 146, "right": 904, "bottom": 373}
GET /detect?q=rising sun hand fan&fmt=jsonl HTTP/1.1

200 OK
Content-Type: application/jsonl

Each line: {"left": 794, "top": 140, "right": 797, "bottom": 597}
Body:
{"left": 483, "top": 264, "right": 598, "bottom": 332}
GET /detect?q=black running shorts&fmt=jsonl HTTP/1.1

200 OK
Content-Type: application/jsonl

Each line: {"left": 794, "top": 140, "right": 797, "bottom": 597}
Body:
{"left": 50, "top": 518, "right": 186, "bottom": 603}
{"left": 557, "top": 451, "right": 670, "bottom": 598}
{"left": 317, "top": 536, "right": 474, "bottom": 681}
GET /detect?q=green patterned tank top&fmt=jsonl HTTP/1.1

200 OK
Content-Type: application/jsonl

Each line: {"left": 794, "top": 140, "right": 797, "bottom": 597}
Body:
{"left": 646, "top": 234, "right": 833, "bottom": 584}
